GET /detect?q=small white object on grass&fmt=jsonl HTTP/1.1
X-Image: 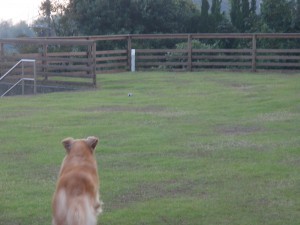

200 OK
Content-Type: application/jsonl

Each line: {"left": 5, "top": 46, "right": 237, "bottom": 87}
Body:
{"left": 128, "top": 93, "right": 133, "bottom": 97}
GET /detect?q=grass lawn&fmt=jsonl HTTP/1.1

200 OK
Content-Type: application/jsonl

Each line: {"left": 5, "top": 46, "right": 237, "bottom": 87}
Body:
{"left": 0, "top": 71, "right": 299, "bottom": 225}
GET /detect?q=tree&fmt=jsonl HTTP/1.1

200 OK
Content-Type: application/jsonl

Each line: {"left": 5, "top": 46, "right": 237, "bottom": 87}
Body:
{"left": 35, "top": 0, "right": 77, "bottom": 36}
{"left": 230, "top": 0, "right": 258, "bottom": 32}
{"left": 230, "top": 0, "right": 243, "bottom": 31}
{"left": 200, "top": 0, "right": 210, "bottom": 32}
{"left": 260, "top": 0, "right": 293, "bottom": 32}
{"left": 241, "top": 0, "right": 250, "bottom": 19}
{"left": 0, "top": 20, "right": 36, "bottom": 54}
{"left": 39, "top": 0, "right": 52, "bottom": 36}
{"left": 291, "top": 0, "right": 300, "bottom": 31}
{"left": 201, "top": 0, "right": 210, "bottom": 18}
{"left": 211, "top": 0, "right": 223, "bottom": 20}
{"left": 250, "top": 0, "right": 256, "bottom": 14}
{"left": 211, "top": 0, "right": 224, "bottom": 31}
{"left": 0, "top": 20, "right": 34, "bottom": 38}
{"left": 64, "top": 0, "right": 200, "bottom": 35}
{"left": 248, "top": 0, "right": 260, "bottom": 32}
{"left": 198, "top": 0, "right": 225, "bottom": 33}
{"left": 241, "top": 0, "right": 253, "bottom": 31}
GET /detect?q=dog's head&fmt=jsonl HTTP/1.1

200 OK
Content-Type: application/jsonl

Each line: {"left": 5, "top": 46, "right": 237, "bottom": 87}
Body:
{"left": 62, "top": 136, "right": 99, "bottom": 156}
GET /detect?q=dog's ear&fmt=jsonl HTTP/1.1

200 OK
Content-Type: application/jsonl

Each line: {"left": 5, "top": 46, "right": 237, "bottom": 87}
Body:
{"left": 86, "top": 136, "right": 99, "bottom": 151}
{"left": 62, "top": 137, "right": 74, "bottom": 153}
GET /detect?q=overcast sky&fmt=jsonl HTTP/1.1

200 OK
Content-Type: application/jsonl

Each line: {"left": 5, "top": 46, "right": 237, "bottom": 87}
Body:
{"left": 0, "top": 0, "right": 44, "bottom": 24}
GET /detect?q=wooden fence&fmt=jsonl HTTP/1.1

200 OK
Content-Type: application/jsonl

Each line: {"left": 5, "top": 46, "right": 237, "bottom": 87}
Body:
{"left": 0, "top": 38, "right": 96, "bottom": 86}
{"left": 1, "top": 33, "right": 300, "bottom": 87}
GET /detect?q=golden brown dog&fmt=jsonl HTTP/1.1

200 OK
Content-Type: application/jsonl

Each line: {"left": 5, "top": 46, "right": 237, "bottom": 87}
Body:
{"left": 52, "top": 137, "right": 102, "bottom": 225}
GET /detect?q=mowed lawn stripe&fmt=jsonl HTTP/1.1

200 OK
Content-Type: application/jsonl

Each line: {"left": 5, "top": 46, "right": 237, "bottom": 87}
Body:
{"left": 0, "top": 71, "right": 299, "bottom": 225}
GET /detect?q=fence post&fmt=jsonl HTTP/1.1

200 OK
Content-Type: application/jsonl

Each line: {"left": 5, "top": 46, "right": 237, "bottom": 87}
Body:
{"left": 0, "top": 42, "right": 3, "bottom": 75}
{"left": 187, "top": 34, "right": 192, "bottom": 72}
{"left": 0, "top": 42, "right": 3, "bottom": 58}
{"left": 33, "top": 60, "right": 37, "bottom": 95}
{"left": 42, "top": 44, "right": 48, "bottom": 80}
{"left": 22, "top": 61, "right": 25, "bottom": 95}
{"left": 87, "top": 42, "right": 97, "bottom": 87}
{"left": 127, "top": 35, "right": 132, "bottom": 71}
{"left": 252, "top": 34, "right": 257, "bottom": 72}
{"left": 92, "top": 42, "right": 97, "bottom": 87}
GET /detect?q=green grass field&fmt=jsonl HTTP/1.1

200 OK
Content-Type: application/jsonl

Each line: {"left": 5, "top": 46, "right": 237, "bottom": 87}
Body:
{"left": 0, "top": 71, "right": 299, "bottom": 225}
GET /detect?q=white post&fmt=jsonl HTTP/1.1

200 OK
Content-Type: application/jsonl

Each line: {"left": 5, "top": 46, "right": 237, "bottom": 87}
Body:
{"left": 131, "top": 49, "right": 135, "bottom": 72}
{"left": 33, "top": 60, "right": 37, "bottom": 95}
{"left": 22, "top": 61, "right": 25, "bottom": 95}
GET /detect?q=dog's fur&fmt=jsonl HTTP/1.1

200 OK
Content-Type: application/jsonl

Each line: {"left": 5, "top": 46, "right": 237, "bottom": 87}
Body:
{"left": 52, "top": 137, "right": 102, "bottom": 225}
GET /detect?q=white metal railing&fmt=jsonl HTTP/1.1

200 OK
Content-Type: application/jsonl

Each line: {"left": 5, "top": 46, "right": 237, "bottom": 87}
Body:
{"left": 0, "top": 59, "right": 36, "bottom": 97}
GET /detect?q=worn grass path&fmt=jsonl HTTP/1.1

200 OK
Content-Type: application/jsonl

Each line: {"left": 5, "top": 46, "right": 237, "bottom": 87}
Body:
{"left": 0, "top": 72, "right": 299, "bottom": 225}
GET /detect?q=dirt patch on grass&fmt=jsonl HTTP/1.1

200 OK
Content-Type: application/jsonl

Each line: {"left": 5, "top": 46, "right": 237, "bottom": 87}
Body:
{"left": 229, "top": 83, "right": 253, "bottom": 91}
{"left": 85, "top": 105, "right": 166, "bottom": 113}
{"left": 204, "top": 77, "right": 253, "bottom": 91}
{"left": 217, "top": 125, "right": 262, "bottom": 135}
{"left": 256, "top": 111, "right": 297, "bottom": 122}
{"left": 85, "top": 105, "right": 191, "bottom": 117}
{"left": 108, "top": 179, "right": 203, "bottom": 210}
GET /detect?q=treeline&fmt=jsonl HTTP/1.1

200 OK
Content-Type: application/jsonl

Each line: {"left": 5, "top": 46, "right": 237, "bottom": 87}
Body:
{"left": 0, "top": 21, "right": 35, "bottom": 39}
{"left": 36, "top": 0, "right": 300, "bottom": 36}
{"left": 1, "top": 0, "right": 300, "bottom": 39}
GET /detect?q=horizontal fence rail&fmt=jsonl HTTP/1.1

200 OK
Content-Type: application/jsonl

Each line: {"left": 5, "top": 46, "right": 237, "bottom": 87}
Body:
{"left": 96, "top": 50, "right": 128, "bottom": 74}
{"left": 1, "top": 33, "right": 300, "bottom": 87}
